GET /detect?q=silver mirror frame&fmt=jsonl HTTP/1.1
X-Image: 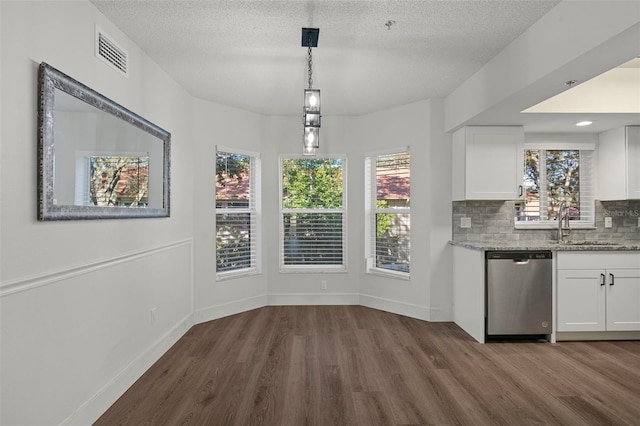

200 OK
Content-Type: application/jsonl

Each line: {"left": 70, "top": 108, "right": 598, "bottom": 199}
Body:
{"left": 37, "top": 62, "right": 171, "bottom": 220}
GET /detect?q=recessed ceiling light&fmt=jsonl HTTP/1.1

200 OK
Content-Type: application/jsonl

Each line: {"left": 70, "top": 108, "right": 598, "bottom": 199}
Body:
{"left": 576, "top": 120, "right": 593, "bottom": 127}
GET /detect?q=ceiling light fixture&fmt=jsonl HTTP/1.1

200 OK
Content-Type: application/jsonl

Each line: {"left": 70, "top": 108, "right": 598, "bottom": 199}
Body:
{"left": 575, "top": 120, "right": 593, "bottom": 127}
{"left": 302, "top": 28, "right": 320, "bottom": 156}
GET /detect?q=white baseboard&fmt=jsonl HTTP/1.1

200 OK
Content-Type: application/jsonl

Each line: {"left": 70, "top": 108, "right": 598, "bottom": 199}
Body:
{"left": 193, "top": 295, "right": 268, "bottom": 324}
{"left": 359, "top": 294, "right": 431, "bottom": 321}
{"left": 428, "top": 305, "right": 453, "bottom": 322}
{"left": 268, "top": 293, "right": 360, "bottom": 306}
{"left": 62, "top": 313, "right": 194, "bottom": 425}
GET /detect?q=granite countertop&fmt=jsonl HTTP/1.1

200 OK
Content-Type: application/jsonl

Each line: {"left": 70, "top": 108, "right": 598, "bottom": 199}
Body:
{"left": 449, "top": 240, "right": 640, "bottom": 251}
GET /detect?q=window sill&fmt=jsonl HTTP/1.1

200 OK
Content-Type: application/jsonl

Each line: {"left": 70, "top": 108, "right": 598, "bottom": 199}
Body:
{"left": 216, "top": 268, "right": 260, "bottom": 282}
{"left": 366, "top": 267, "right": 410, "bottom": 281}
{"left": 279, "top": 266, "right": 347, "bottom": 274}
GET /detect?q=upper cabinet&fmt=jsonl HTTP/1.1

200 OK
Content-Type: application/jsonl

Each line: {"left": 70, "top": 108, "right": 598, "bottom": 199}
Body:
{"left": 452, "top": 126, "right": 524, "bottom": 201}
{"left": 598, "top": 126, "right": 640, "bottom": 200}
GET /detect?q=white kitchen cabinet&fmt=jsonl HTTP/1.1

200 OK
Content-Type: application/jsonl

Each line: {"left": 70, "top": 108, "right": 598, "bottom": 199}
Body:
{"left": 557, "top": 252, "right": 640, "bottom": 332}
{"left": 452, "top": 245, "right": 485, "bottom": 343}
{"left": 452, "top": 126, "right": 524, "bottom": 201}
{"left": 598, "top": 126, "right": 640, "bottom": 200}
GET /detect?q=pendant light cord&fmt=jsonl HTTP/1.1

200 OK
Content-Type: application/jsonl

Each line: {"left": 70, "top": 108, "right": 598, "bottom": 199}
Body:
{"left": 307, "top": 37, "right": 313, "bottom": 89}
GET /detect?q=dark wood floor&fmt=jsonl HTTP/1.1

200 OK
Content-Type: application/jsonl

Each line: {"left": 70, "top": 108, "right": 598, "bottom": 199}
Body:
{"left": 95, "top": 306, "right": 640, "bottom": 426}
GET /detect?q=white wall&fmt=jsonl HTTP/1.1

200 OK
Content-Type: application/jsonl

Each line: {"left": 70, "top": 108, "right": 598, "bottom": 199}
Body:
{"left": 191, "top": 99, "right": 268, "bottom": 323}
{"left": 354, "top": 100, "right": 452, "bottom": 320}
{"left": 0, "top": 2, "right": 194, "bottom": 424}
{"left": 262, "top": 115, "right": 362, "bottom": 305}
{"left": 427, "top": 99, "right": 453, "bottom": 321}
{"left": 191, "top": 100, "right": 453, "bottom": 319}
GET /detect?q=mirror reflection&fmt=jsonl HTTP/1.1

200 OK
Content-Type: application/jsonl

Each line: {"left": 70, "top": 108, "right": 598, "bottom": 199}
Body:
{"left": 38, "top": 63, "right": 171, "bottom": 220}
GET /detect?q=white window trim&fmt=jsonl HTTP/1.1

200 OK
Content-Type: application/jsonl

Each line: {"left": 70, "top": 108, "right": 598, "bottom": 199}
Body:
{"left": 215, "top": 146, "right": 262, "bottom": 281}
{"left": 364, "top": 147, "right": 411, "bottom": 280}
{"left": 279, "top": 154, "right": 347, "bottom": 273}
{"left": 516, "top": 146, "right": 595, "bottom": 230}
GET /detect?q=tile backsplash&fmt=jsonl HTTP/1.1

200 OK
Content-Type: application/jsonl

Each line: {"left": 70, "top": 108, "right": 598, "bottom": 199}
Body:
{"left": 452, "top": 200, "right": 640, "bottom": 243}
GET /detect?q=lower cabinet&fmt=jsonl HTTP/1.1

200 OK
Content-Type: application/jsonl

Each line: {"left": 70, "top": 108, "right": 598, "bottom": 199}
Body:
{"left": 557, "top": 252, "right": 640, "bottom": 332}
{"left": 452, "top": 245, "right": 485, "bottom": 343}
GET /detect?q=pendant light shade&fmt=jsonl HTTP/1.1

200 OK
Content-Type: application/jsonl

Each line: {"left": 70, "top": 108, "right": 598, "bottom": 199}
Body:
{"left": 303, "top": 126, "right": 320, "bottom": 149}
{"left": 304, "top": 89, "right": 321, "bottom": 128}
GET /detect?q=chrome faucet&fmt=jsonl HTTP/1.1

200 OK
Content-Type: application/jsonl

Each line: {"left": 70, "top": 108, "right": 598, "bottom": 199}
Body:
{"left": 557, "top": 201, "right": 571, "bottom": 242}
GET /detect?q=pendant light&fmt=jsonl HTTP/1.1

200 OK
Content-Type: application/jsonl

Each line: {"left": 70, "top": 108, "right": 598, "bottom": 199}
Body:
{"left": 302, "top": 28, "right": 320, "bottom": 155}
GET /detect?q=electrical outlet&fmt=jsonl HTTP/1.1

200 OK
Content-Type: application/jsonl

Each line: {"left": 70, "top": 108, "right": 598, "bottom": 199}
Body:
{"left": 604, "top": 216, "right": 613, "bottom": 228}
{"left": 321, "top": 280, "right": 327, "bottom": 290}
{"left": 460, "top": 217, "right": 472, "bottom": 229}
{"left": 150, "top": 307, "right": 157, "bottom": 324}
{"left": 638, "top": 217, "right": 640, "bottom": 227}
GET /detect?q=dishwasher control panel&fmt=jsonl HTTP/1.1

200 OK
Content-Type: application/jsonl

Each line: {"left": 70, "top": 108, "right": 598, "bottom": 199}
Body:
{"left": 486, "top": 251, "right": 552, "bottom": 260}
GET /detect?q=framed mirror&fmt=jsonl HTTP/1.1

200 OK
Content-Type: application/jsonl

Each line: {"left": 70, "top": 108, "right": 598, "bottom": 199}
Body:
{"left": 37, "top": 62, "right": 171, "bottom": 220}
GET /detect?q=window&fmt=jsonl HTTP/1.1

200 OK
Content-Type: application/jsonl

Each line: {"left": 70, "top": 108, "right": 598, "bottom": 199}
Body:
{"left": 365, "top": 150, "right": 410, "bottom": 277}
{"left": 280, "top": 156, "right": 346, "bottom": 271}
{"left": 516, "top": 148, "right": 594, "bottom": 227}
{"left": 215, "top": 147, "right": 261, "bottom": 279}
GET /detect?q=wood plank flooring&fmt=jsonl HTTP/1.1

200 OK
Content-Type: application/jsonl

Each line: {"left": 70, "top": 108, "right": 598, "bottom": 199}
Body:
{"left": 95, "top": 306, "right": 640, "bottom": 425}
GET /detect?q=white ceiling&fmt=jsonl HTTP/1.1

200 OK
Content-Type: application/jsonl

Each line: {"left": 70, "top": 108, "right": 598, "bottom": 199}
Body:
{"left": 524, "top": 58, "right": 640, "bottom": 115}
{"left": 91, "top": 0, "right": 638, "bottom": 133}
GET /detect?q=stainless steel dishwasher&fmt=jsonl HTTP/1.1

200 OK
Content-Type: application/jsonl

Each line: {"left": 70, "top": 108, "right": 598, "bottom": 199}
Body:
{"left": 486, "top": 251, "right": 552, "bottom": 339}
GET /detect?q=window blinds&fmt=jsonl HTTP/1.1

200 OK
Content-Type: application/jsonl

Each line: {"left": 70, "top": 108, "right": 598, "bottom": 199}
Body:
{"left": 365, "top": 151, "right": 411, "bottom": 275}
{"left": 215, "top": 150, "right": 260, "bottom": 277}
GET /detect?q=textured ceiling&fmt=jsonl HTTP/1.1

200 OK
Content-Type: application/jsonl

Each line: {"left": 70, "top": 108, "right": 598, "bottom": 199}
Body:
{"left": 90, "top": 0, "right": 560, "bottom": 117}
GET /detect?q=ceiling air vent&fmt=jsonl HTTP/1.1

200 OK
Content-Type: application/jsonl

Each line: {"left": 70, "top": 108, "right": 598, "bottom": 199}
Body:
{"left": 95, "top": 27, "right": 128, "bottom": 77}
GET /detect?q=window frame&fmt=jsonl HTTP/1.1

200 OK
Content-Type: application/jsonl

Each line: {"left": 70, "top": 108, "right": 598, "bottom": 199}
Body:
{"left": 364, "top": 147, "right": 411, "bottom": 280}
{"left": 516, "top": 141, "right": 595, "bottom": 230}
{"left": 215, "top": 146, "right": 262, "bottom": 281}
{"left": 279, "top": 154, "right": 347, "bottom": 273}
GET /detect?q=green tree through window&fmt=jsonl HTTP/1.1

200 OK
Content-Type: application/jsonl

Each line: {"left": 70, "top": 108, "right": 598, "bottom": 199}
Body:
{"left": 281, "top": 158, "right": 345, "bottom": 268}
{"left": 521, "top": 149, "right": 582, "bottom": 221}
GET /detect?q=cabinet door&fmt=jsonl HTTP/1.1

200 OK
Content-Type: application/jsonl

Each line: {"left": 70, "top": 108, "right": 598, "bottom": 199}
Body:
{"left": 626, "top": 126, "right": 640, "bottom": 199}
{"left": 598, "top": 127, "right": 626, "bottom": 200}
{"left": 606, "top": 269, "right": 640, "bottom": 331}
{"left": 557, "top": 269, "right": 606, "bottom": 332}
{"left": 599, "top": 126, "right": 640, "bottom": 200}
{"left": 464, "top": 127, "right": 524, "bottom": 200}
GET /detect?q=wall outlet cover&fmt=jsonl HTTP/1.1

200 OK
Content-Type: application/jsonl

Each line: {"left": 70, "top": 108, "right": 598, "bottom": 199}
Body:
{"left": 638, "top": 217, "right": 640, "bottom": 227}
{"left": 604, "top": 216, "right": 613, "bottom": 228}
{"left": 460, "top": 217, "right": 472, "bottom": 228}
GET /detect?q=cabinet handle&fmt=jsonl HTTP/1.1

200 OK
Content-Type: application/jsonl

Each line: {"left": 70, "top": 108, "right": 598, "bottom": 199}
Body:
{"left": 609, "top": 273, "right": 615, "bottom": 286}
{"left": 600, "top": 273, "right": 606, "bottom": 286}
{"left": 518, "top": 185, "right": 523, "bottom": 197}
